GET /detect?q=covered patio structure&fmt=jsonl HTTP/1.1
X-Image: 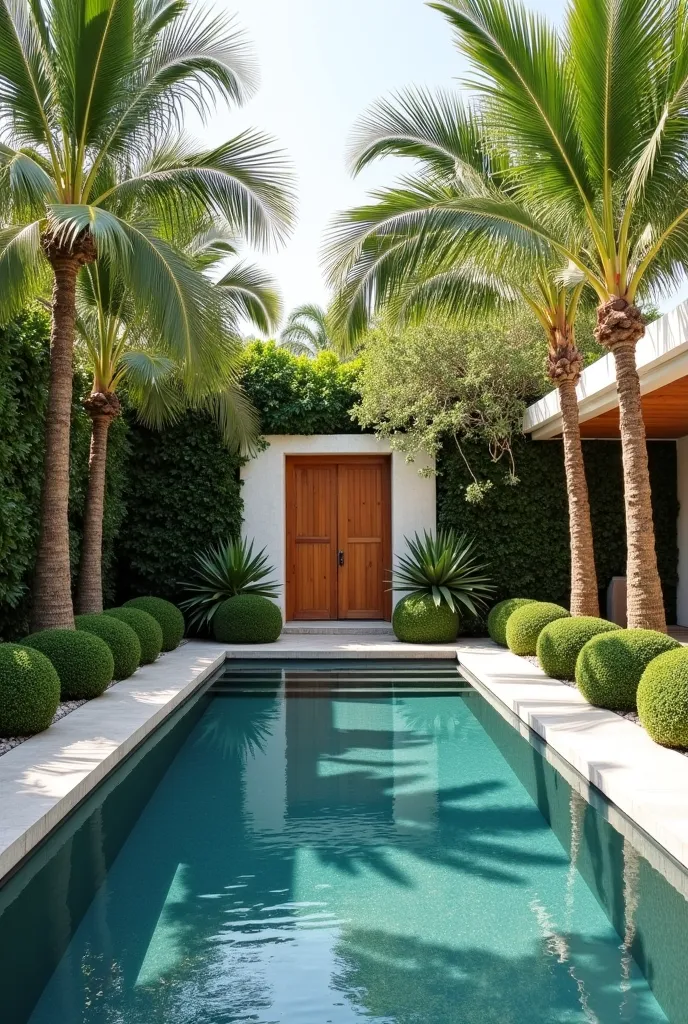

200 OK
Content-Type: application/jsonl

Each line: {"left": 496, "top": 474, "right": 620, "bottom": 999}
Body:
{"left": 524, "top": 300, "right": 688, "bottom": 627}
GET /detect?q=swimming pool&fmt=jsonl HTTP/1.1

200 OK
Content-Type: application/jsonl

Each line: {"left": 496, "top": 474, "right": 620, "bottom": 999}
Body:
{"left": 1, "top": 659, "right": 686, "bottom": 1022}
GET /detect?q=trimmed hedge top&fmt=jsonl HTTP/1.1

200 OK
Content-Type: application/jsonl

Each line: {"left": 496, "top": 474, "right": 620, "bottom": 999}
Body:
{"left": 637, "top": 649, "right": 688, "bottom": 748}
{"left": 124, "top": 596, "right": 184, "bottom": 651}
{"left": 76, "top": 614, "right": 141, "bottom": 680}
{"left": 213, "top": 594, "right": 282, "bottom": 644}
{"left": 536, "top": 616, "right": 620, "bottom": 680}
{"left": 105, "top": 606, "right": 163, "bottom": 664}
{"left": 506, "top": 602, "right": 570, "bottom": 656}
{"left": 575, "top": 628, "right": 680, "bottom": 711}
{"left": 22, "top": 628, "right": 114, "bottom": 699}
{"left": 0, "top": 643, "right": 60, "bottom": 737}
{"left": 487, "top": 598, "right": 536, "bottom": 646}
{"left": 392, "top": 593, "right": 459, "bottom": 645}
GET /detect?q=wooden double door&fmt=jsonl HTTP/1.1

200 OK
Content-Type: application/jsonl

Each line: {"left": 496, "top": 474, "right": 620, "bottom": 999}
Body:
{"left": 286, "top": 455, "right": 392, "bottom": 620}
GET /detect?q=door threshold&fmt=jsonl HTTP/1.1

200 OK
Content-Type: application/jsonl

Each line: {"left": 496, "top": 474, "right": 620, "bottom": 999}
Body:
{"left": 282, "top": 620, "right": 394, "bottom": 635}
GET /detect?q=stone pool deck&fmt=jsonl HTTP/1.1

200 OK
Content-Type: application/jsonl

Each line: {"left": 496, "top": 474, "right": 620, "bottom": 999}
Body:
{"left": 2, "top": 633, "right": 688, "bottom": 889}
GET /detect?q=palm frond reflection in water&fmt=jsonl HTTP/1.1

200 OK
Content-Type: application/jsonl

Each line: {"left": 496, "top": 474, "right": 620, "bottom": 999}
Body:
{"left": 193, "top": 697, "right": 279, "bottom": 762}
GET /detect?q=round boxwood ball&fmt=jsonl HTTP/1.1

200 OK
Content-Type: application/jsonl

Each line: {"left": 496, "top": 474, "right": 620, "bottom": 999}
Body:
{"left": 105, "top": 607, "right": 163, "bottom": 665}
{"left": 575, "top": 629, "right": 680, "bottom": 711}
{"left": 22, "top": 628, "right": 114, "bottom": 700}
{"left": 76, "top": 614, "right": 141, "bottom": 680}
{"left": 124, "top": 597, "right": 184, "bottom": 651}
{"left": 637, "top": 649, "right": 688, "bottom": 748}
{"left": 392, "top": 594, "right": 459, "bottom": 644}
{"left": 536, "top": 616, "right": 621, "bottom": 680}
{"left": 213, "top": 595, "right": 282, "bottom": 644}
{"left": 0, "top": 643, "right": 60, "bottom": 737}
{"left": 505, "top": 602, "right": 570, "bottom": 656}
{"left": 487, "top": 598, "right": 536, "bottom": 647}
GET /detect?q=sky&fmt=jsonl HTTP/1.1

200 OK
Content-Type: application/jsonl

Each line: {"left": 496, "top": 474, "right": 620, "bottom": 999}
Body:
{"left": 193, "top": 0, "right": 684, "bottom": 327}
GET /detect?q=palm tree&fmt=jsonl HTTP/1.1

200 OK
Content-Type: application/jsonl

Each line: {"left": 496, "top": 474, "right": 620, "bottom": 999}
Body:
{"left": 75, "top": 223, "right": 280, "bottom": 614}
{"left": 279, "top": 303, "right": 332, "bottom": 356}
{"left": 326, "top": 90, "right": 600, "bottom": 615}
{"left": 339, "top": 0, "right": 688, "bottom": 631}
{"left": 0, "top": 0, "right": 294, "bottom": 630}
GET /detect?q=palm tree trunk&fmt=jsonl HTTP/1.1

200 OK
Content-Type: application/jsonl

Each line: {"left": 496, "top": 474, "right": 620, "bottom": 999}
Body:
{"left": 31, "top": 256, "right": 82, "bottom": 631}
{"left": 77, "top": 393, "right": 120, "bottom": 615}
{"left": 559, "top": 379, "right": 599, "bottom": 616}
{"left": 548, "top": 330, "right": 599, "bottom": 617}
{"left": 596, "top": 299, "right": 666, "bottom": 632}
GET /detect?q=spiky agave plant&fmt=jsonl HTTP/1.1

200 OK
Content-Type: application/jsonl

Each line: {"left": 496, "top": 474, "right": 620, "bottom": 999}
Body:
{"left": 180, "top": 537, "right": 280, "bottom": 631}
{"left": 392, "top": 530, "right": 493, "bottom": 615}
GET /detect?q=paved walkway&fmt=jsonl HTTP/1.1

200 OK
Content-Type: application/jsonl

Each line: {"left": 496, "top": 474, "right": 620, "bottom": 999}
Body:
{"left": 458, "top": 644, "right": 688, "bottom": 886}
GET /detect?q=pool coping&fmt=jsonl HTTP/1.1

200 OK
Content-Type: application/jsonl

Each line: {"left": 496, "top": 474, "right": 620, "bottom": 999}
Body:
{"left": 3, "top": 633, "right": 688, "bottom": 888}
{"left": 457, "top": 642, "right": 688, "bottom": 877}
{"left": 0, "top": 635, "right": 463, "bottom": 884}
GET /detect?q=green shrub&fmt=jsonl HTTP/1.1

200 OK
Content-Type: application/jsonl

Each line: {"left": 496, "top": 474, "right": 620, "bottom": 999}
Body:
{"left": 0, "top": 643, "right": 60, "bottom": 736}
{"left": 21, "top": 628, "right": 114, "bottom": 699}
{"left": 505, "top": 602, "right": 570, "bottom": 655}
{"left": 575, "top": 629, "right": 680, "bottom": 711}
{"left": 637, "top": 649, "right": 688, "bottom": 747}
{"left": 213, "top": 595, "right": 282, "bottom": 644}
{"left": 180, "top": 537, "right": 279, "bottom": 631}
{"left": 392, "top": 594, "right": 459, "bottom": 644}
{"left": 487, "top": 598, "right": 536, "bottom": 646}
{"left": 104, "top": 607, "right": 163, "bottom": 665}
{"left": 76, "top": 614, "right": 141, "bottom": 679}
{"left": 124, "top": 596, "right": 184, "bottom": 651}
{"left": 536, "top": 616, "right": 621, "bottom": 680}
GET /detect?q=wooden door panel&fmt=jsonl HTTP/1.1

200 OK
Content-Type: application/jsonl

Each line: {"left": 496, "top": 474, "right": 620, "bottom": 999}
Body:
{"left": 337, "top": 461, "right": 390, "bottom": 620}
{"left": 286, "top": 462, "right": 337, "bottom": 620}
{"left": 286, "top": 456, "right": 391, "bottom": 621}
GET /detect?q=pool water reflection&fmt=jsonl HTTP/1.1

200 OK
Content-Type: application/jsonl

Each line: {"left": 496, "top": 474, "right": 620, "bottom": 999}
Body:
{"left": 2, "top": 661, "right": 686, "bottom": 1023}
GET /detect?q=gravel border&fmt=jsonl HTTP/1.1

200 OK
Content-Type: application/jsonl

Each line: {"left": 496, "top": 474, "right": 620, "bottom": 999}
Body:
{"left": 0, "top": 679, "right": 119, "bottom": 758}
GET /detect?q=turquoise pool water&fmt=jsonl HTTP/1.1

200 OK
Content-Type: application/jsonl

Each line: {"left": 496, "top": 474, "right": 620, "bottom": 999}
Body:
{"left": 1, "top": 660, "right": 687, "bottom": 1023}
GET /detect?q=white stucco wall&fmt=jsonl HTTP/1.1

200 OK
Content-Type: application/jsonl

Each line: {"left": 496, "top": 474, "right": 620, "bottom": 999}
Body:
{"left": 240, "top": 434, "right": 436, "bottom": 619}
{"left": 677, "top": 437, "right": 688, "bottom": 626}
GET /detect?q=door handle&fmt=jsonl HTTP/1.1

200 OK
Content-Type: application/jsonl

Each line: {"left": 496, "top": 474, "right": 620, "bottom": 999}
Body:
{"left": 338, "top": 550, "right": 345, "bottom": 566}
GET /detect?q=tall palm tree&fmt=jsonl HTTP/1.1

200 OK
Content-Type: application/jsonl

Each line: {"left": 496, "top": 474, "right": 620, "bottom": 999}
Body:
{"left": 75, "top": 223, "right": 280, "bottom": 614}
{"left": 340, "top": 0, "right": 688, "bottom": 631}
{"left": 279, "top": 302, "right": 332, "bottom": 356}
{"left": 326, "top": 90, "right": 600, "bottom": 615}
{"left": 0, "top": 0, "right": 294, "bottom": 630}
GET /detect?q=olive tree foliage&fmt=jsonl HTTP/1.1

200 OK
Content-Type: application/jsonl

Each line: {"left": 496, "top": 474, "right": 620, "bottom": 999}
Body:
{"left": 353, "top": 314, "right": 553, "bottom": 501}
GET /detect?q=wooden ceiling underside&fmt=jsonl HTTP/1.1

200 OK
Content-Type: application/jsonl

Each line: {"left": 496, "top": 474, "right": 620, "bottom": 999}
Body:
{"left": 575, "top": 376, "right": 688, "bottom": 439}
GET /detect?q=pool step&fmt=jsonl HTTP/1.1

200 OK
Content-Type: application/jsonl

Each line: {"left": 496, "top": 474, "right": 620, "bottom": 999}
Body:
{"left": 282, "top": 621, "right": 395, "bottom": 635}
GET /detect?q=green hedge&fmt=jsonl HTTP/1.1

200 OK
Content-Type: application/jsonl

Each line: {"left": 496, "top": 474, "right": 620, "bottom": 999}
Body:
{"left": 637, "top": 649, "right": 688, "bottom": 747}
{"left": 213, "top": 594, "right": 282, "bottom": 643}
{"left": 124, "top": 597, "right": 184, "bottom": 651}
{"left": 437, "top": 437, "right": 678, "bottom": 623}
{"left": 0, "top": 309, "right": 128, "bottom": 640}
{"left": 22, "top": 628, "right": 114, "bottom": 699}
{"left": 0, "top": 643, "right": 60, "bottom": 737}
{"left": 115, "top": 412, "right": 244, "bottom": 604}
{"left": 392, "top": 594, "right": 459, "bottom": 644}
{"left": 240, "top": 342, "right": 362, "bottom": 435}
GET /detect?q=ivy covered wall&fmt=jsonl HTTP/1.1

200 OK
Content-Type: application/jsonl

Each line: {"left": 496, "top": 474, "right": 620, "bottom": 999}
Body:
{"left": 0, "top": 310, "right": 128, "bottom": 639}
{"left": 0, "top": 316, "right": 679, "bottom": 636}
{"left": 437, "top": 438, "right": 679, "bottom": 622}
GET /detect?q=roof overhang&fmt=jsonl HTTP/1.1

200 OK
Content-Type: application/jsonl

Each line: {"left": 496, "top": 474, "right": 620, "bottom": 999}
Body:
{"left": 524, "top": 299, "right": 688, "bottom": 440}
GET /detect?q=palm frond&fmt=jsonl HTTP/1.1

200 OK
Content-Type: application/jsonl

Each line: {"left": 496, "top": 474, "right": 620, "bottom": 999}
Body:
{"left": 179, "top": 536, "right": 280, "bottom": 630}
{"left": 215, "top": 259, "right": 281, "bottom": 334}
{"left": 393, "top": 529, "right": 494, "bottom": 614}
{"left": 0, "top": 220, "right": 47, "bottom": 319}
